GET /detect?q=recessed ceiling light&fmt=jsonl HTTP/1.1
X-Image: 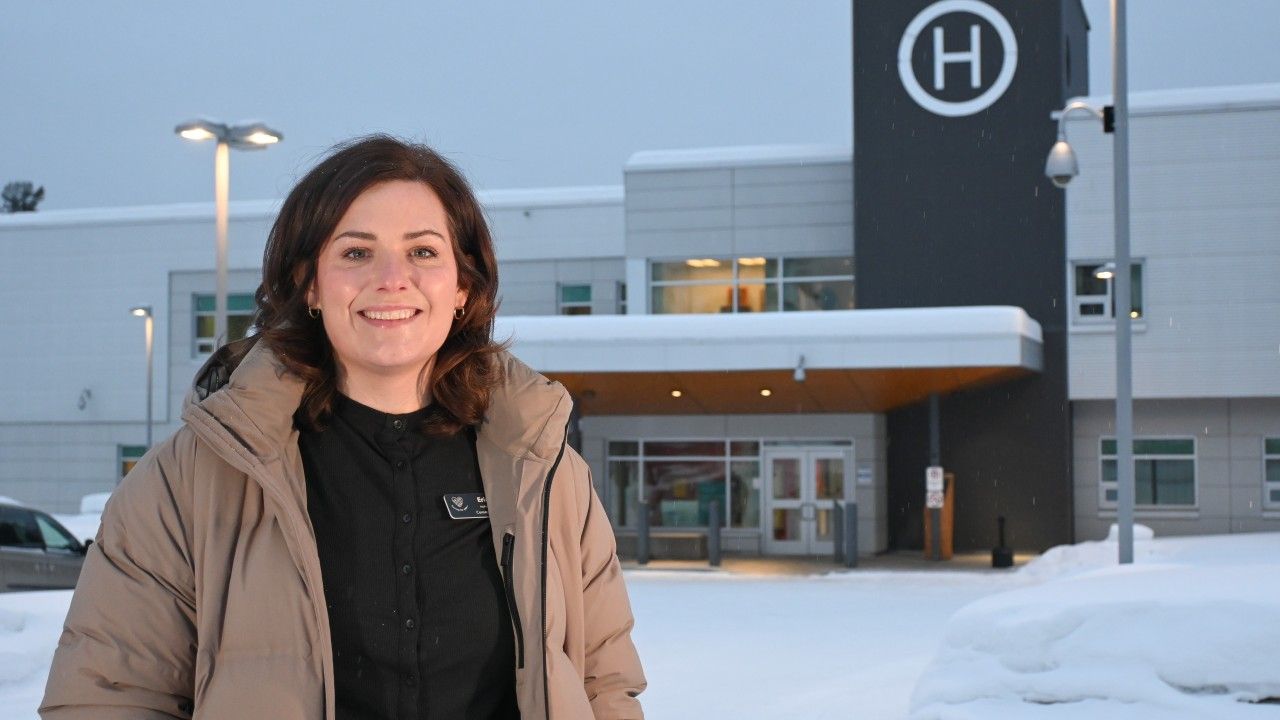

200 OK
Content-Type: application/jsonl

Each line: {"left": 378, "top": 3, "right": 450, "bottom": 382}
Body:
{"left": 760, "top": 388, "right": 772, "bottom": 397}
{"left": 670, "top": 389, "right": 683, "bottom": 398}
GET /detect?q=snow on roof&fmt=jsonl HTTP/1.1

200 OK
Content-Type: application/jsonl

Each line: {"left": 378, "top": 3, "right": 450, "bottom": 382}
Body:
{"left": 0, "top": 185, "right": 623, "bottom": 229}
{"left": 479, "top": 185, "right": 623, "bottom": 209}
{"left": 497, "top": 306, "right": 1042, "bottom": 374}
{"left": 625, "top": 144, "right": 852, "bottom": 172}
{"left": 1066, "top": 82, "right": 1280, "bottom": 118}
{"left": 0, "top": 199, "right": 283, "bottom": 229}
{"left": 501, "top": 305, "right": 1040, "bottom": 343}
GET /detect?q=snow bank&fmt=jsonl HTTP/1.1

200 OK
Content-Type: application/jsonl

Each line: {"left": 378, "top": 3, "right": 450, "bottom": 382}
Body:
{"left": 0, "top": 591, "right": 73, "bottom": 714}
{"left": 910, "top": 532, "right": 1280, "bottom": 719}
{"left": 50, "top": 513, "right": 101, "bottom": 544}
{"left": 78, "top": 492, "right": 111, "bottom": 515}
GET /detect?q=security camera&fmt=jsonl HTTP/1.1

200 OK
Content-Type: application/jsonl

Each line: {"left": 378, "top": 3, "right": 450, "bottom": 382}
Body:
{"left": 1044, "top": 139, "right": 1078, "bottom": 189}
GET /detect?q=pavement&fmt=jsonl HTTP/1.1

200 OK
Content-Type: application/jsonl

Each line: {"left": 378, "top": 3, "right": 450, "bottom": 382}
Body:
{"left": 619, "top": 550, "right": 1038, "bottom": 577}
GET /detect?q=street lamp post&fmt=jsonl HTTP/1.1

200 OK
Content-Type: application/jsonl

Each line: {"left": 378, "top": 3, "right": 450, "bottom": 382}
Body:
{"left": 129, "top": 306, "right": 154, "bottom": 463}
{"left": 1045, "top": 0, "right": 1135, "bottom": 564}
{"left": 174, "top": 119, "right": 282, "bottom": 352}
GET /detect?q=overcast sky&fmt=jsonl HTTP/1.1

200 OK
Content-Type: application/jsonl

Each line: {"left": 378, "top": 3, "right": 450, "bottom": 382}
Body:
{"left": 4, "top": 1, "right": 1278, "bottom": 210}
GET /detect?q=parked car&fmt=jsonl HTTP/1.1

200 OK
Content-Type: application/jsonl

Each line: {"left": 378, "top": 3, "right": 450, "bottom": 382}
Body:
{"left": 0, "top": 500, "right": 88, "bottom": 591}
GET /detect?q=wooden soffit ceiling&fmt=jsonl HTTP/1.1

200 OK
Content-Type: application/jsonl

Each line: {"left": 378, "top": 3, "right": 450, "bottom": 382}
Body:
{"left": 546, "top": 366, "right": 1032, "bottom": 415}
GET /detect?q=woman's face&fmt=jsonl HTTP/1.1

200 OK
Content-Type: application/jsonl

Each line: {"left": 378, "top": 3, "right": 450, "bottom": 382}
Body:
{"left": 306, "top": 180, "right": 468, "bottom": 393}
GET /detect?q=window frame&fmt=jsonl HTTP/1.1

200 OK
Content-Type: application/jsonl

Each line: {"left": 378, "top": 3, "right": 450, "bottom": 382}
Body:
{"left": 1099, "top": 436, "right": 1198, "bottom": 510}
{"left": 118, "top": 444, "right": 147, "bottom": 482}
{"left": 1264, "top": 438, "right": 1280, "bottom": 510}
{"left": 648, "top": 256, "right": 854, "bottom": 315}
{"left": 557, "top": 282, "right": 593, "bottom": 315}
{"left": 1069, "top": 259, "right": 1145, "bottom": 325}
{"left": 604, "top": 438, "right": 764, "bottom": 530}
{"left": 193, "top": 292, "right": 258, "bottom": 356}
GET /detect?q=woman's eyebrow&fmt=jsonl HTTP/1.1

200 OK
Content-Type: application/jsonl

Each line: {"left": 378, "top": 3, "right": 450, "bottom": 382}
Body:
{"left": 333, "top": 229, "right": 445, "bottom": 242}
{"left": 403, "top": 229, "right": 445, "bottom": 240}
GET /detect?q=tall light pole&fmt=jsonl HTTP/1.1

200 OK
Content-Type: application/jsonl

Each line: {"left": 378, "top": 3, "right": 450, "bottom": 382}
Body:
{"left": 129, "top": 306, "right": 154, "bottom": 462}
{"left": 174, "top": 119, "right": 282, "bottom": 351}
{"left": 1045, "top": 0, "right": 1135, "bottom": 564}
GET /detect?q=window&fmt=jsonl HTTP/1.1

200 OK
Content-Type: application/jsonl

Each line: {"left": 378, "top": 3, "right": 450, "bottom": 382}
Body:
{"left": 1072, "top": 261, "right": 1144, "bottom": 323}
{"left": 650, "top": 256, "right": 854, "bottom": 314}
{"left": 1265, "top": 439, "right": 1280, "bottom": 509}
{"left": 558, "top": 283, "right": 592, "bottom": 315}
{"left": 0, "top": 506, "right": 42, "bottom": 548}
{"left": 605, "top": 439, "right": 761, "bottom": 529}
{"left": 119, "top": 444, "right": 147, "bottom": 481}
{"left": 1100, "top": 438, "right": 1196, "bottom": 508}
{"left": 35, "top": 513, "right": 80, "bottom": 551}
{"left": 617, "top": 281, "right": 627, "bottom": 314}
{"left": 194, "top": 293, "right": 257, "bottom": 354}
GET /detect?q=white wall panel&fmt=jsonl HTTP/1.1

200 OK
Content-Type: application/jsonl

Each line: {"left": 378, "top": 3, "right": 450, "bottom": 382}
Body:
{"left": 1067, "top": 103, "right": 1280, "bottom": 400}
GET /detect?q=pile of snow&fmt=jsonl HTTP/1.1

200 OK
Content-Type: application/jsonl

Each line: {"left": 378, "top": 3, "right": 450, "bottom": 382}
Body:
{"left": 910, "top": 529, "right": 1280, "bottom": 719}
{"left": 48, "top": 491, "right": 113, "bottom": 544}
{"left": 0, "top": 496, "right": 27, "bottom": 507}
{"left": 0, "top": 591, "right": 73, "bottom": 713}
{"left": 77, "top": 492, "right": 111, "bottom": 515}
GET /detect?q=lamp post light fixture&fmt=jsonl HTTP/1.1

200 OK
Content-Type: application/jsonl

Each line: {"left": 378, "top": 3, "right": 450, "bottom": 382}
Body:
{"left": 174, "top": 118, "right": 283, "bottom": 352}
{"left": 1045, "top": 0, "right": 1135, "bottom": 564}
{"left": 129, "top": 306, "right": 155, "bottom": 465}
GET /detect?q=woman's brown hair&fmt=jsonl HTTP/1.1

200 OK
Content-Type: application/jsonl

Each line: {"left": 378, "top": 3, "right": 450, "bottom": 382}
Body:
{"left": 254, "top": 134, "right": 506, "bottom": 435}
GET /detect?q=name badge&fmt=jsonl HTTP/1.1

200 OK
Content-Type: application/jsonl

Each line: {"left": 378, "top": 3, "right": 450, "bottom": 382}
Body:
{"left": 443, "top": 493, "right": 488, "bottom": 520}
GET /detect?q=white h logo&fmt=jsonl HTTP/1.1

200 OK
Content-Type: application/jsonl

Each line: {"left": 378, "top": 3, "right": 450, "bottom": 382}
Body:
{"left": 898, "top": 0, "right": 1018, "bottom": 118}
{"left": 933, "top": 24, "right": 981, "bottom": 90}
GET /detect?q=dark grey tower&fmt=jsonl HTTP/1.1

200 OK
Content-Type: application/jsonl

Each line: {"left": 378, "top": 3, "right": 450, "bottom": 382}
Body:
{"left": 853, "top": 0, "right": 1091, "bottom": 551}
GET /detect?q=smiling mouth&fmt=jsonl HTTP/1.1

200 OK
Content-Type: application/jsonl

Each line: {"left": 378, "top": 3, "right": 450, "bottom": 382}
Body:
{"left": 359, "top": 309, "right": 421, "bottom": 321}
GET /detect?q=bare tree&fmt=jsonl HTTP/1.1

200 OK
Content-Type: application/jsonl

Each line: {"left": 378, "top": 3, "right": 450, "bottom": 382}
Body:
{"left": 2, "top": 182, "right": 45, "bottom": 212}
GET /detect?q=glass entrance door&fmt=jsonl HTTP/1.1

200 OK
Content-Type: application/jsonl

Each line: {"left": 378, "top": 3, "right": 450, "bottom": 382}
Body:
{"left": 763, "top": 447, "right": 851, "bottom": 555}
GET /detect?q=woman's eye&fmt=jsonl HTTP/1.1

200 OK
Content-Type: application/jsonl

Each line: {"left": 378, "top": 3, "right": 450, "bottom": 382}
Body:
{"left": 341, "top": 247, "right": 370, "bottom": 261}
{"left": 411, "top": 247, "right": 437, "bottom": 259}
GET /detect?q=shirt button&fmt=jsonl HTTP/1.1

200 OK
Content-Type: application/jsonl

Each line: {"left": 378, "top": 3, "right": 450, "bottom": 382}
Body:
{"left": 401, "top": 512, "right": 412, "bottom": 524}
{"left": 395, "top": 460, "right": 406, "bottom": 470}
{"left": 404, "top": 618, "right": 415, "bottom": 630}
{"left": 391, "top": 419, "right": 405, "bottom": 431}
{"left": 404, "top": 674, "right": 416, "bottom": 686}
{"left": 401, "top": 563, "right": 412, "bottom": 575}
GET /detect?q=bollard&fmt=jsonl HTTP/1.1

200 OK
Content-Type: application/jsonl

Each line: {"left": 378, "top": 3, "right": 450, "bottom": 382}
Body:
{"left": 637, "top": 497, "right": 650, "bottom": 565}
{"left": 991, "top": 515, "right": 1014, "bottom": 568}
{"left": 833, "top": 501, "right": 845, "bottom": 564}
{"left": 841, "top": 500, "right": 858, "bottom": 568}
{"left": 707, "top": 500, "right": 722, "bottom": 567}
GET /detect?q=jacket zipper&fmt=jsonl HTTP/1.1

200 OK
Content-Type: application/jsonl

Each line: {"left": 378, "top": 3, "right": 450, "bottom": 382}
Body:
{"left": 501, "top": 532, "right": 525, "bottom": 668}
{"left": 540, "top": 419, "right": 570, "bottom": 720}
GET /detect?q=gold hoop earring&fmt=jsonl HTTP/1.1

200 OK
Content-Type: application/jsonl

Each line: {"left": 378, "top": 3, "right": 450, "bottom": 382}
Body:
{"left": 308, "top": 306, "right": 320, "bottom": 319}
{"left": 453, "top": 307, "right": 465, "bottom": 320}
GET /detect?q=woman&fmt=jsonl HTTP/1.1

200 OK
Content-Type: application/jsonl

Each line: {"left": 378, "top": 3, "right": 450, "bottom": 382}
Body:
{"left": 40, "top": 136, "right": 646, "bottom": 719}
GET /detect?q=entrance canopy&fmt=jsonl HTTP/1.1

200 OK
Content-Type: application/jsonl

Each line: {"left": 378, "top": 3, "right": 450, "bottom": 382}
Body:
{"left": 496, "top": 307, "right": 1042, "bottom": 415}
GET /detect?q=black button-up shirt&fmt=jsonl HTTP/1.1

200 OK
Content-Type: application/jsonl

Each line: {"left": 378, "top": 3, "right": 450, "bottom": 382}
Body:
{"left": 297, "top": 393, "right": 518, "bottom": 720}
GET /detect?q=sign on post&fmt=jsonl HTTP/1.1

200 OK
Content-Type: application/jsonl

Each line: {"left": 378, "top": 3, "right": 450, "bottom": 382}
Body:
{"left": 926, "top": 466, "right": 945, "bottom": 509}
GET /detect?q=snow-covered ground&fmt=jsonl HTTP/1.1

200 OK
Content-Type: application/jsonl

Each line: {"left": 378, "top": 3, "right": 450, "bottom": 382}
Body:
{"left": 1, "top": 522, "right": 1276, "bottom": 719}
{"left": 629, "top": 568, "right": 1024, "bottom": 719}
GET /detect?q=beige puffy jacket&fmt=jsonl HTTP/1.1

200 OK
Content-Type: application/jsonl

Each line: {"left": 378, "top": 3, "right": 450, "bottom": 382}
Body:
{"left": 40, "top": 336, "right": 645, "bottom": 719}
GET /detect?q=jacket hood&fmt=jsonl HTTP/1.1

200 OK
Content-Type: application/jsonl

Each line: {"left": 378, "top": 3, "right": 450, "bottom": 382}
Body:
{"left": 182, "top": 334, "right": 573, "bottom": 464}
